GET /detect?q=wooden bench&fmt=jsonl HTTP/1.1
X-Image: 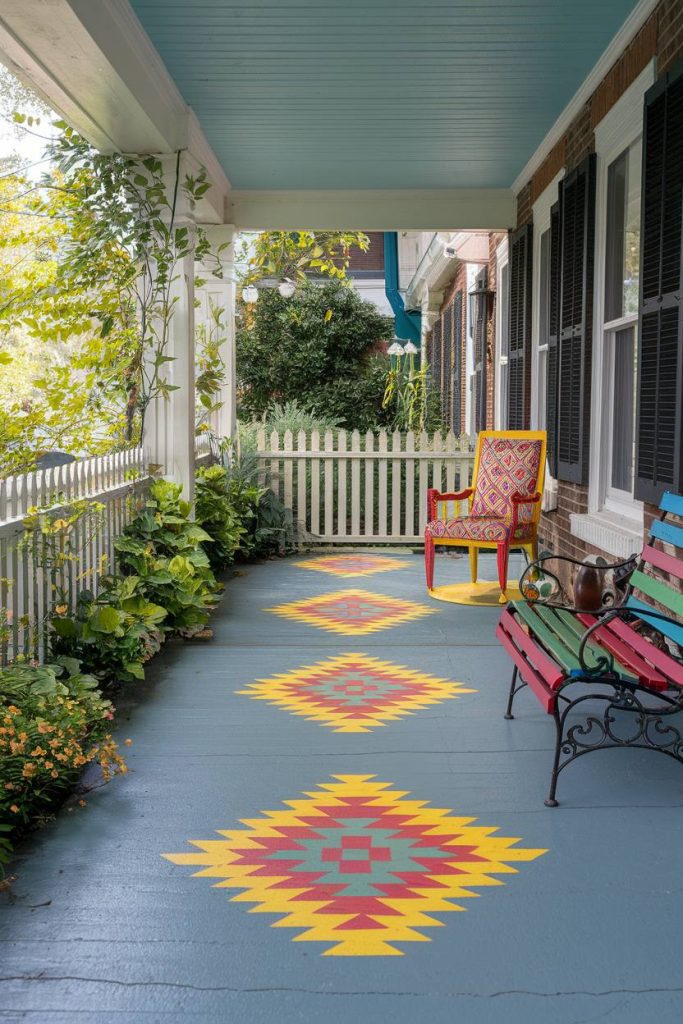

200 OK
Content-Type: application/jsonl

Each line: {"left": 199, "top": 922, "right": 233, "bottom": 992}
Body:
{"left": 496, "top": 491, "right": 683, "bottom": 806}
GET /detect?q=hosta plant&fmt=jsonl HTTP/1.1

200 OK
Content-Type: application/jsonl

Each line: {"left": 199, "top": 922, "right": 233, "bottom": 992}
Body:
{"left": 115, "top": 479, "right": 219, "bottom": 635}
{"left": 195, "top": 465, "right": 246, "bottom": 572}
{"left": 49, "top": 575, "right": 166, "bottom": 687}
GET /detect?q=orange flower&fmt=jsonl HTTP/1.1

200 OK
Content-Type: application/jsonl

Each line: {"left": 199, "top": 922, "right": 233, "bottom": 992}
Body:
{"left": 22, "top": 762, "right": 36, "bottom": 778}
{"left": 9, "top": 805, "right": 19, "bottom": 814}
{"left": 124, "top": 738, "right": 133, "bottom": 746}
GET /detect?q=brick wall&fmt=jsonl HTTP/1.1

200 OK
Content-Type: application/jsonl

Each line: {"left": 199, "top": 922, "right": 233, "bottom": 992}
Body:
{"left": 511, "top": 0, "right": 682, "bottom": 577}
{"left": 347, "top": 231, "right": 384, "bottom": 272}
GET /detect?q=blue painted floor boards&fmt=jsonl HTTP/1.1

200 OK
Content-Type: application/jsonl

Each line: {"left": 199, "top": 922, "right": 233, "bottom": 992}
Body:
{"left": 2, "top": 552, "right": 683, "bottom": 1022}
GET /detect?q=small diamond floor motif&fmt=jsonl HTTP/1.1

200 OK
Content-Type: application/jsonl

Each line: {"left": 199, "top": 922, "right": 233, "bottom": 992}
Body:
{"left": 163, "top": 774, "right": 547, "bottom": 956}
{"left": 295, "top": 554, "right": 410, "bottom": 578}
{"left": 265, "top": 589, "right": 435, "bottom": 636}
{"left": 237, "top": 653, "right": 475, "bottom": 732}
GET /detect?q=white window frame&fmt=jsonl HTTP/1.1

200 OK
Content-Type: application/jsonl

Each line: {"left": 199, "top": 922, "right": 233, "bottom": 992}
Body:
{"left": 531, "top": 171, "right": 564, "bottom": 511}
{"left": 570, "top": 60, "right": 655, "bottom": 559}
{"left": 494, "top": 237, "right": 509, "bottom": 429}
{"left": 464, "top": 262, "right": 479, "bottom": 437}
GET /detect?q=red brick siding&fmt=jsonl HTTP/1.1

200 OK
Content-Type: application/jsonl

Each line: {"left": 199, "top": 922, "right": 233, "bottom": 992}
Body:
{"left": 347, "top": 231, "right": 384, "bottom": 272}
{"left": 658, "top": 0, "right": 683, "bottom": 73}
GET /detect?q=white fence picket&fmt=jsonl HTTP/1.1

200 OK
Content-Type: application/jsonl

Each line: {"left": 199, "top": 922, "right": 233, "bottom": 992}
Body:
{"left": 255, "top": 429, "right": 475, "bottom": 546}
{"left": 0, "top": 447, "right": 149, "bottom": 664}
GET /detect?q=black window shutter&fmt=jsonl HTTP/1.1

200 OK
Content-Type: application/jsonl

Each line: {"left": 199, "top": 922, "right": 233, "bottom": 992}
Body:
{"left": 430, "top": 318, "right": 442, "bottom": 398}
{"left": 635, "top": 63, "right": 683, "bottom": 504}
{"left": 508, "top": 223, "right": 533, "bottom": 429}
{"left": 546, "top": 198, "right": 562, "bottom": 476}
{"left": 474, "top": 268, "right": 488, "bottom": 431}
{"left": 557, "top": 153, "right": 596, "bottom": 485}
{"left": 442, "top": 300, "right": 453, "bottom": 425}
{"left": 452, "top": 290, "right": 463, "bottom": 432}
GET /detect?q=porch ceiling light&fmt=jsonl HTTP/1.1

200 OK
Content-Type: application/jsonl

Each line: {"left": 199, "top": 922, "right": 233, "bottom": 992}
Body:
{"left": 278, "top": 279, "right": 296, "bottom": 298}
{"left": 242, "top": 284, "right": 259, "bottom": 304}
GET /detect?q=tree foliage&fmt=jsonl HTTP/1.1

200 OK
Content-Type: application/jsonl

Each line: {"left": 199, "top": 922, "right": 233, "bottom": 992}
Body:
{"left": 0, "top": 106, "right": 225, "bottom": 476}
{"left": 236, "top": 281, "right": 395, "bottom": 430}
{"left": 239, "top": 230, "right": 369, "bottom": 290}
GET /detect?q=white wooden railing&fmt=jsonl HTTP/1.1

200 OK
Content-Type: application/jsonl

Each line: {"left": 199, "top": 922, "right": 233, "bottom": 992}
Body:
{"left": 256, "top": 429, "right": 475, "bottom": 545}
{"left": 0, "top": 449, "right": 149, "bottom": 664}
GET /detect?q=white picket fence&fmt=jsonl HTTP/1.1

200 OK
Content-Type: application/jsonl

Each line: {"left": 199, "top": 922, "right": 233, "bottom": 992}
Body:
{"left": 256, "top": 429, "right": 475, "bottom": 544}
{"left": 0, "top": 449, "right": 149, "bottom": 664}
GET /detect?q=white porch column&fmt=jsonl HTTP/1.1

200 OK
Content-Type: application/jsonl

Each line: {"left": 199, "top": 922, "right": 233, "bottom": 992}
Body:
{"left": 142, "top": 156, "right": 197, "bottom": 504}
{"left": 196, "top": 225, "right": 237, "bottom": 443}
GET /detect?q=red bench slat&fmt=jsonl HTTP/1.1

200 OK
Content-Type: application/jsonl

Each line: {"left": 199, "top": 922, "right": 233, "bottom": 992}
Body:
{"left": 497, "top": 608, "right": 565, "bottom": 690}
{"left": 575, "top": 613, "right": 670, "bottom": 691}
{"left": 496, "top": 622, "right": 557, "bottom": 713}
{"left": 577, "top": 613, "right": 683, "bottom": 689}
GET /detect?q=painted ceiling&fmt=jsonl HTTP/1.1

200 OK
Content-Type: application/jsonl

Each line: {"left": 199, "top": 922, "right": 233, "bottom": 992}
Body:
{"left": 130, "top": 0, "right": 640, "bottom": 190}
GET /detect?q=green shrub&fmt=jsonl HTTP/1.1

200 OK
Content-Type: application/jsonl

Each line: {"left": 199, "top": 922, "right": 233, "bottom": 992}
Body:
{"left": 50, "top": 575, "right": 166, "bottom": 687}
{"left": 0, "top": 659, "right": 125, "bottom": 870}
{"left": 115, "top": 479, "right": 218, "bottom": 635}
{"left": 236, "top": 281, "right": 394, "bottom": 429}
{"left": 195, "top": 465, "right": 246, "bottom": 572}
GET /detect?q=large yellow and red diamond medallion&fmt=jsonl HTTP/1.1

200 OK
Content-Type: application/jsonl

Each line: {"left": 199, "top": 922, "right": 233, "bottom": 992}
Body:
{"left": 237, "top": 653, "right": 475, "bottom": 732}
{"left": 265, "top": 588, "right": 435, "bottom": 635}
{"left": 163, "top": 775, "right": 546, "bottom": 956}
{"left": 295, "top": 554, "right": 410, "bottom": 578}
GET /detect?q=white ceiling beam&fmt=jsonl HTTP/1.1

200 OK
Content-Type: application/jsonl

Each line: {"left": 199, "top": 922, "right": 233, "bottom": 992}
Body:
{"left": 229, "top": 189, "right": 516, "bottom": 231}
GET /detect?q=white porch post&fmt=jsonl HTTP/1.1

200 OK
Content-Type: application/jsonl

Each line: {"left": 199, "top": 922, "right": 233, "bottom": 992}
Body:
{"left": 142, "top": 155, "right": 197, "bottom": 504}
{"left": 196, "top": 225, "right": 237, "bottom": 443}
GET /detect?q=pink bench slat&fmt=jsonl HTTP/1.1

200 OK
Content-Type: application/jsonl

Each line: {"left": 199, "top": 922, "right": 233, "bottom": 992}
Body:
{"left": 577, "top": 613, "right": 683, "bottom": 689}
{"left": 642, "top": 543, "right": 683, "bottom": 581}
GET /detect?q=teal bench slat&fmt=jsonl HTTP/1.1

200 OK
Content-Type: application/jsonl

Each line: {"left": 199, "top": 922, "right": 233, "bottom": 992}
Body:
{"left": 626, "top": 596, "right": 683, "bottom": 648}
{"left": 650, "top": 518, "right": 683, "bottom": 550}
{"left": 660, "top": 491, "right": 683, "bottom": 517}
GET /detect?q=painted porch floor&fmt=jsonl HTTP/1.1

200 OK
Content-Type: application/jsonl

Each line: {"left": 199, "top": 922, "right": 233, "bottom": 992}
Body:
{"left": 2, "top": 553, "right": 683, "bottom": 1023}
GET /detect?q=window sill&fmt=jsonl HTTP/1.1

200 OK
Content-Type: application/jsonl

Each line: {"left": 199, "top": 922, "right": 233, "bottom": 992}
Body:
{"left": 570, "top": 510, "right": 643, "bottom": 560}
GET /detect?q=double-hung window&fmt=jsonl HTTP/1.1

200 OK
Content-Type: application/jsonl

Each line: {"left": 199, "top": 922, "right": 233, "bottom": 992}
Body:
{"left": 570, "top": 62, "right": 654, "bottom": 557}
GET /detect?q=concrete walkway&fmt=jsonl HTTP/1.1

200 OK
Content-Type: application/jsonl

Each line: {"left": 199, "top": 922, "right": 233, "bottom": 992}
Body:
{"left": 2, "top": 553, "right": 683, "bottom": 1023}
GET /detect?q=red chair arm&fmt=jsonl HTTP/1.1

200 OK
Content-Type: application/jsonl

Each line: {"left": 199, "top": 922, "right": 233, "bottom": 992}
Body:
{"left": 510, "top": 491, "right": 542, "bottom": 531}
{"left": 511, "top": 491, "right": 542, "bottom": 505}
{"left": 427, "top": 487, "right": 473, "bottom": 521}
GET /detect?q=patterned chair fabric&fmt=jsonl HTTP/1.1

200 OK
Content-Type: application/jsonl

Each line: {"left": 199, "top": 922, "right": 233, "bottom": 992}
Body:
{"left": 424, "top": 429, "right": 547, "bottom": 598}
{"left": 425, "top": 517, "right": 536, "bottom": 544}
{"left": 470, "top": 437, "right": 543, "bottom": 523}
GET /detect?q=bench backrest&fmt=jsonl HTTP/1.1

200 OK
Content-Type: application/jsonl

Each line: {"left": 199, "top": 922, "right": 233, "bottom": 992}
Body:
{"left": 627, "top": 491, "right": 683, "bottom": 649}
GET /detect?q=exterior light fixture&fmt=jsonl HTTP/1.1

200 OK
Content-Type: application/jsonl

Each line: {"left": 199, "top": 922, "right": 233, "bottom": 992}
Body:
{"left": 278, "top": 279, "right": 296, "bottom": 298}
{"left": 403, "top": 341, "right": 418, "bottom": 355}
{"left": 242, "top": 285, "right": 259, "bottom": 304}
{"left": 387, "top": 342, "right": 405, "bottom": 356}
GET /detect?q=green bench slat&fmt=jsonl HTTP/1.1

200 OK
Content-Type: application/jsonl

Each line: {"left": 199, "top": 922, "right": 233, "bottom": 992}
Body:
{"left": 630, "top": 568, "right": 683, "bottom": 617}
{"left": 651, "top": 518, "right": 683, "bottom": 550}
{"left": 512, "top": 602, "right": 582, "bottom": 672}
{"left": 550, "top": 608, "right": 636, "bottom": 679}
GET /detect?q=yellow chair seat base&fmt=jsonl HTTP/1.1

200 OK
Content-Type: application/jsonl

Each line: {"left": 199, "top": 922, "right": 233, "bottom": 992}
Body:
{"left": 428, "top": 581, "right": 523, "bottom": 607}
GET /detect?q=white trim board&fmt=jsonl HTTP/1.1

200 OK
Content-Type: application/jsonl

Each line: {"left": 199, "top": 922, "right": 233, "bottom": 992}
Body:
{"left": 512, "top": 0, "right": 660, "bottom": 194}
{"left": 229, "top": 189, "right": 516, "bottom": 231}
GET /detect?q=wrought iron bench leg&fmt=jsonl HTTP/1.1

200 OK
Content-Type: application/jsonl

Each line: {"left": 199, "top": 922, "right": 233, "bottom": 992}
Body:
{"left": 544, "top": 708, "right": 563, "bottom": 807}
{"left": 504, "top": 666, "right": 526, "bottom": 720}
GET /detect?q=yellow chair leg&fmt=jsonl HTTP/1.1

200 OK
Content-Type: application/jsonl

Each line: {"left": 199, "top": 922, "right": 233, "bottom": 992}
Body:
{"left": 469, "top": 547, "right": 478, "bottom": 584}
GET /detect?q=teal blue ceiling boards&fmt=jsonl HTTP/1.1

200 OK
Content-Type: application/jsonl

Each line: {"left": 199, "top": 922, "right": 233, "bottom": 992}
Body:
{"left": 130, "top": 0, "right": 640, "bottom": 190}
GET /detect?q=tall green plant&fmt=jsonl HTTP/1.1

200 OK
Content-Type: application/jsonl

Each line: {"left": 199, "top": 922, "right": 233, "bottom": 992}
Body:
{"left": 115, "top": 480, "right": 218, "bottom": 636}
